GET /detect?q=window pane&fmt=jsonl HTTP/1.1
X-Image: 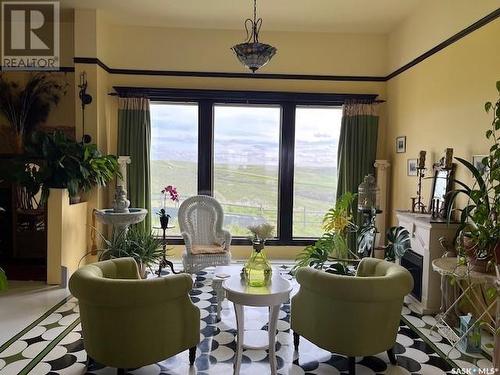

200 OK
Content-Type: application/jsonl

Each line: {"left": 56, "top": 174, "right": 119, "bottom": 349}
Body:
{"left": 213, "top": 105, "right": 281, "bottom": 237}
{"left": 150, "top": 103, "right": 198, "bottom": 235}
{"left": 293, "top": 107, "right": 342, "bottom": 238}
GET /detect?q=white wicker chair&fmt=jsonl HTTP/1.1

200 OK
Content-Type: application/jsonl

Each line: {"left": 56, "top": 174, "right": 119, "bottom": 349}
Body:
{"left": 178, "top": 195, "right": 232, "bottom": 274}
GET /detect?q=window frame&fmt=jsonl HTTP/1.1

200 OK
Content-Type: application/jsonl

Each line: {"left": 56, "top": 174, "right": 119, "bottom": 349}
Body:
{"left": 123, "top": 87, "right": 378, "bottom": 246}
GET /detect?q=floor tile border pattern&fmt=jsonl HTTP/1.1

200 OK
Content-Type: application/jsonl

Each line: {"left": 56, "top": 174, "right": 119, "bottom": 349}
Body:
{"left": 0, "top": 297, "right": 80, "bottom": 375}
{"left": 18, "top": 318, "right": 81, "bottom": 375}
{"left": 0, "top": 295, "right": 72, "bottom": 353}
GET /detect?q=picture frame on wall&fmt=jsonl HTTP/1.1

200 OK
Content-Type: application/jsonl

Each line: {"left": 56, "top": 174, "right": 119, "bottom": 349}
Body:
{"left": 396, "top": 136, "right": 406, "bottom": 153}
{"left": 407, "top": 159, "right": 418, "bottom": 176}
{"left": 472, "top": 155, "right": 488, "bottom": 176}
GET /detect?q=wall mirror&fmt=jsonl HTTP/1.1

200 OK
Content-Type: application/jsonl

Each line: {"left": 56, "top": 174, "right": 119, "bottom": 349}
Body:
{"left": 429, "top": 163, "right": 455, "bottom": 219}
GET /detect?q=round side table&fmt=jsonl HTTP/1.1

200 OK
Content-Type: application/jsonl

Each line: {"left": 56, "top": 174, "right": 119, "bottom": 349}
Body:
{"left": 223, "top": 271, "right": 292, "bottom": 375}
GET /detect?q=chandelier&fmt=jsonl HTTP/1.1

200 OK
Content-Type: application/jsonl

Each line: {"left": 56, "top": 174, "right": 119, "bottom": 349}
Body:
{"left": 231, "top": 0, "right": 277, "bottom": 73}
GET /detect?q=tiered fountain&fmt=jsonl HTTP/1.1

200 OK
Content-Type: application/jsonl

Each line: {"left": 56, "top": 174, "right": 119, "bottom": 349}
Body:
{"left": 94, "top": 156, "right": 147, "bottom": 235}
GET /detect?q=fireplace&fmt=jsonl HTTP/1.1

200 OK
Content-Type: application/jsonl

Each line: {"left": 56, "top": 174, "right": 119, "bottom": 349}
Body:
{"left": 400, "top": 249, "right": 423, "bottom": 301}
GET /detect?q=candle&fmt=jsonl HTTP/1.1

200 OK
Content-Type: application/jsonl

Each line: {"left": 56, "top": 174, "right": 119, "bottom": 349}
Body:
{"left": 445, "top": 148, "right": 453, "bottom": 169}
{"left": 418, "top": 150, "right": 426, "bottom": 169}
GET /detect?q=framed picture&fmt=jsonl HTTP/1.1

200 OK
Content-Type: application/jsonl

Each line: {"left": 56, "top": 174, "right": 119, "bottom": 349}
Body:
{"left": 407, "top": 159, "right": 418, "bottom": 176}
{"left": 472, "top": 155, "right": 488, "bottom": 176}
{"left": 396, "top": 136, "right": 406, "bottom": 153}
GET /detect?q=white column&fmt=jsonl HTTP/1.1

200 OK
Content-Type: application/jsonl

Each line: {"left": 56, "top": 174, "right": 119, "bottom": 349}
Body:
{"left": 117, "top": 156, "right": 131, "bottom": 189}
{"left": 374, "top": 160, "right": 390, "bottom": 246}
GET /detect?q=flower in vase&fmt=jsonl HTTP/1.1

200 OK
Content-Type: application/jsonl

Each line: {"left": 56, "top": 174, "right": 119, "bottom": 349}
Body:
{"left": 161, "top": 185, "right": 179, "bottom": 202}
{"left": 248, "top": 223, "right": 274, "bottom": 241}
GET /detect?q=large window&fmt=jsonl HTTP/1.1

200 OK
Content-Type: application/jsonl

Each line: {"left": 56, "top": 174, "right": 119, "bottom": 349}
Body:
{"left": 293, "top": 107, "right": 342, "bottom": 238}
{"left": 145, "top": 88, "right": 377, "bottom": 244}
{"left": 213, "top": 105, "right": 281, "bottom": 236}
{"left": 150, "top": 103, "right": 198, "bottom": 235}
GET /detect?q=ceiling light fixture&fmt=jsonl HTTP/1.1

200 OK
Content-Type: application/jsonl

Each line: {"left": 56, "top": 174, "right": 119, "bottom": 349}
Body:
{"left": 231, "top": 0, "right": 277, "bottom": 73}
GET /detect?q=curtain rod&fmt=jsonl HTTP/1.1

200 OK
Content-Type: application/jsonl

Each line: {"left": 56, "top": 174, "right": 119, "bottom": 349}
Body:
{"left": 108, "top": 87, "right": 385, "bottom": 104}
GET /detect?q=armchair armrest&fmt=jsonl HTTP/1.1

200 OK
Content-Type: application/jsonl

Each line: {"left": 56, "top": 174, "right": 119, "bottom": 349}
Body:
{"left": 70, "top": 271, "right": 194, "bottom": 307}
{"left": 112, "top": 258, "right": 141, "bottom": 279}
{"left": 181, "top": 232, "right": 193, "bottom": 252}
{"left": 217, "top": 230, "right": 232, "bottom": 251}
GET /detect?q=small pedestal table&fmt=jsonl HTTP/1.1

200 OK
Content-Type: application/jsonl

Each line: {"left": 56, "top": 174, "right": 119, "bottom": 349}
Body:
{"left": 218, "top": 266, "right": 292, "bottom": 375}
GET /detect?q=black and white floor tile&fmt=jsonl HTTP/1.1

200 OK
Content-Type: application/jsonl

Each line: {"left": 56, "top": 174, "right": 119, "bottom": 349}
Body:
{"left": 0, "top": 266, "right": 493, "bottom": 375}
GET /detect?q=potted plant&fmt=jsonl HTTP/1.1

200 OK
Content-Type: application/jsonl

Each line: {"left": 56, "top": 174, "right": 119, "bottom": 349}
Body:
{"left": 95, "top": 226, "right": 164, "bottom": 278}
{"left": 357, "top": 224, "right": 411, "bottom": 262}
{"left": 26, "top": 130, "right": 120, "bottom": 204}
{"left": 447, "top": 81, "right": 500, "bottom": 272}
{"left": 0, "top": 73, "right": 67, "bottom": 153}
{"left": 294, "top": 192, "right": 358, "bottom": 274}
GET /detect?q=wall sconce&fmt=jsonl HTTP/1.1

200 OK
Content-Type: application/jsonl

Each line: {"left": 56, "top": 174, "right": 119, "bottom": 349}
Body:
{"left": 78, "top": 72, "right": 92, "bottom": 144}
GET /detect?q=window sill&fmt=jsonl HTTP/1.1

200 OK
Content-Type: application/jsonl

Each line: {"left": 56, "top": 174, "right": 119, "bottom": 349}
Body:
{"left": 158, "top": 237, "right": 316, "bottom": 247}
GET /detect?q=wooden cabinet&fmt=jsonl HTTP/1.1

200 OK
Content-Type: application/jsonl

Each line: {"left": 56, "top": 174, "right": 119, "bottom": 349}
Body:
{"left": 396, "top": 211, "right": 459, "bottom": 314}
{"left": 0, "top": 157, "right": 47, "bottom": 281}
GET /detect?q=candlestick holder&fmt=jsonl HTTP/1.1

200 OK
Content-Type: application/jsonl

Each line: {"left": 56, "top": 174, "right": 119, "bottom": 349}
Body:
{"left": 411, "top": 166, "right": 427, "bottom": 213}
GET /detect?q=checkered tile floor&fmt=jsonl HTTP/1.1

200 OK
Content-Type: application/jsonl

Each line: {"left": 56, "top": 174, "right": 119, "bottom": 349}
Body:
{"left": 0, "top": 266, "right": 492, "bottom": 374}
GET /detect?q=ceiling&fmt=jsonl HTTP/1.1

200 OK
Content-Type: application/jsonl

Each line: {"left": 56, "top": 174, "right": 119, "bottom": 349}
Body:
{"left": 60, "top": 0, "right": 421, "bottom": 34}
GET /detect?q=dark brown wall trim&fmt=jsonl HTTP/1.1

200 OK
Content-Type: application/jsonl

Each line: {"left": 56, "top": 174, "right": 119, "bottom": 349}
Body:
{"left": 73, "top": 7, "right": 500, "bottom": 82}
{"left": 73, "top": 57, "right": 385, "bottom": 82}
{"left": 385, "top": 7, "right": 500, "bottom": 80}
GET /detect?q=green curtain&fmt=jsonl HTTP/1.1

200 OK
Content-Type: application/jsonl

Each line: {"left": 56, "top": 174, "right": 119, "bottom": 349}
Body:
{"left": 117, "top": 97, "right": 151, "bottom": 230}
{"left": 336, "top": 102, "right": 379, "bottom": 200}
{"left": 336, "top": 102, "right": 379, "bottom": 252}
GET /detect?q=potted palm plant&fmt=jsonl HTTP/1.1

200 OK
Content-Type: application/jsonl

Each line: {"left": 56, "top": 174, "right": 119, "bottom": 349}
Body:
{"left": 0, "top": 73, "right": 67, "bottom": 153}
{"left": 95, "top": 226, "right": 164, "bottom": 278}
{"left": 447, "top": 81, "right": 500, "bottom": 272}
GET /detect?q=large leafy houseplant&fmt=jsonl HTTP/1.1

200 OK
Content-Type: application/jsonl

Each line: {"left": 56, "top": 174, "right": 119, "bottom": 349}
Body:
{"left": 294, "top": 192, "right": 358, "bottom": 274}
{"left": 447, "top": 82, "right": 500, "bottom": 270}
{"left": 26, "top": 130, "right": 120, "bottom": 203}
{"left": 357, "top": 224, "right": 411, "bottom": 261}
{"left": 0, "top": 73, "right": 67, "bottom": 153}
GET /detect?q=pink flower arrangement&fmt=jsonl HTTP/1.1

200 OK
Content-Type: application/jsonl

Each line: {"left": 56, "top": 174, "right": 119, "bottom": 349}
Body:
{"left": 161, "top": 185, "right": 179, "bottom": 202}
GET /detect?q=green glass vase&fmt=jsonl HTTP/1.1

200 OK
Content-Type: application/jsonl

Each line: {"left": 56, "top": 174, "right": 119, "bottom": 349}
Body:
{"left": 244, "top": 240, "right": 272, "bottom": 287}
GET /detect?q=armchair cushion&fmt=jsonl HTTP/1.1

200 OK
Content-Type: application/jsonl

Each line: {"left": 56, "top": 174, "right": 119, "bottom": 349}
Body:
{"left": 191, "top": 244, "right": 226, "bottom": 254}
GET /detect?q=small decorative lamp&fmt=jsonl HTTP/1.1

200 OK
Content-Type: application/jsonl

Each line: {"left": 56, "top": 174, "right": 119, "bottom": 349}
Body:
{"left": 358, "top": 174, "right": 380, "bottom": 211}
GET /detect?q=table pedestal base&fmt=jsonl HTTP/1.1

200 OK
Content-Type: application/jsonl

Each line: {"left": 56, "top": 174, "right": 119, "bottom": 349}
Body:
{"left": 233, "top": 303, "right": 281, "bottom": 375}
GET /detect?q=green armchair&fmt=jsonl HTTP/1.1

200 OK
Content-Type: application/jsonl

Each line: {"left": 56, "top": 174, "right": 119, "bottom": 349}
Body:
{"left": 291, "top": 257, "right": 413, "bottom": 375}
{"left": 69, "top": 258, "right": 200, "bottom": 374}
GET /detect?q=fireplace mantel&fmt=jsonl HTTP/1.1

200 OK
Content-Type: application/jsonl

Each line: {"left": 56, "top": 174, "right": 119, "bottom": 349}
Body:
{"left": 396, "top": 211, "right": 459, "bottom": 314}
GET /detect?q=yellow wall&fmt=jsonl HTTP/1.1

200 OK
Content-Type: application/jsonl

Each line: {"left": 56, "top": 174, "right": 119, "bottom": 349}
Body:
{"left": 47, "top": 189, "right": 88, "bottom": 285}
{"left": 99, "top": 23, "right": 388, "bottom": 76}
{"left": 386, "top": 19, "right": 500, "bottom": 224}
{"left": 387, "top": 0, "right": 499, "bottom": 72}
